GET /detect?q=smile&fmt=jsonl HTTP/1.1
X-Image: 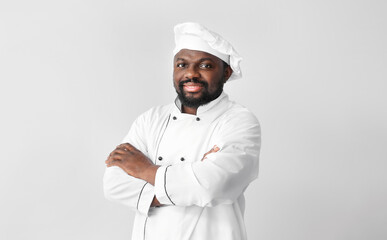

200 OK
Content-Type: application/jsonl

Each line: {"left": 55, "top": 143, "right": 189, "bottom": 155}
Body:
{"left": 183, "top": 83, "right": 204, "bottom": 93}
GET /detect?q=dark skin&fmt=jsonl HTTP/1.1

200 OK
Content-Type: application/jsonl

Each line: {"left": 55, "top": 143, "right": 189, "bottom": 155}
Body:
{"left": 173, "top": 49, "right": 233, "bottom": 115}
{"left": 105, "top": 49, "right": 232, "bottom": 207}
{"left": 105, "top": 143, "right": 162, "bottom": 206}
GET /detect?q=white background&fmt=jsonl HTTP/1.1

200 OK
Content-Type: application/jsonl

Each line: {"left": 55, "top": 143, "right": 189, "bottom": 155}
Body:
{"left": 1, "top": 0, "right": 386, "bottom": 239}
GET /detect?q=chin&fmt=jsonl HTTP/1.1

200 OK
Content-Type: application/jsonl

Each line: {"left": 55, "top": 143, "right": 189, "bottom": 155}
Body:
{"left": 184, "top": 91, "right": 202, "bottom": 97}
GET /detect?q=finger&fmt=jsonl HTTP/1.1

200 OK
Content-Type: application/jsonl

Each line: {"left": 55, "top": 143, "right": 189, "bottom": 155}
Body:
{"left": 117, "top": 143, "right": 135, "bottom": 151}
{"left": 105, "top": 157, "right": 120, "bottom": 165}
{"left": 112, "top": 148, "right": 130, "bottom": 155}
{"left": 202, "top": 150, "right": 211, "bottom": 160}
{"left": 202, "top": 145, "right": 220, "bottom": 161}
{"left": 106, "top": 159, "right": 122, "bottom": 168}
{"left": 115, "top": 145, "right": 129, "bottom": 151}
{"left": 107, "top": 148, "right": 124, "bottom": 161}
{"left": 202, "top": 152, "right": 211, "bottom": 161}
{"left": 204, "top": 145, "right": 218, "bottom": 156}
{"left": 213, "top": 145, "right": 220, "bottom": 152}
{"left": 207, "top": 149, "right": 215, "bottom": 155}
{"left": 105, "top": 152, "right": 124, "bottom": 164}
{"left": 108, "top": 150, "right": 115, "bottom": 158}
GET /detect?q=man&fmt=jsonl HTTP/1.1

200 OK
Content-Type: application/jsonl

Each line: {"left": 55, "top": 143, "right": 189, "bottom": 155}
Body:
{"left": 104, "top": 22, "right": 261, "bottom": 240}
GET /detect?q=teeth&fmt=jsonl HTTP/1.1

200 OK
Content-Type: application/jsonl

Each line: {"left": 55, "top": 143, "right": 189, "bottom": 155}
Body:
{"left": 184, "top": 85, "right": 202, "bottom": 91}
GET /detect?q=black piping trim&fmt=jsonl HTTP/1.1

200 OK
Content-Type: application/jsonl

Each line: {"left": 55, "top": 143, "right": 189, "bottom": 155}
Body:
{"left": 143, "top": 217, "right": 148, "bottom": 240}
{"left": 154, "top": 114, "right": 171, "bottom": 163}
{"left": 164, "top": 165, "right": 175, "bottom": 205}
{"left": 137, "top": 182, "right": 148, "bottom": 210}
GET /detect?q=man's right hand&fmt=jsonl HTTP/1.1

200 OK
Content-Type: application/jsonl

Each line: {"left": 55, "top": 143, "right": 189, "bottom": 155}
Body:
{"left": 105, "top": 143, "right": 159, "bottom": 185}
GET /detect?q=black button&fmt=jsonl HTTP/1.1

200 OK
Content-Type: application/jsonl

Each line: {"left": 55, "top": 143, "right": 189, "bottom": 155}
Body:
{"left": 173, "top": 116, "right": 177, "bottom": 120}
{"left": 180, "top": 157, "right": 185, "bottom": 161}
{"left": 196, "top": 117, "right": 200, "bottom": 121}
{"left": 158, "top": 156, "right": 163, "bottom": 161}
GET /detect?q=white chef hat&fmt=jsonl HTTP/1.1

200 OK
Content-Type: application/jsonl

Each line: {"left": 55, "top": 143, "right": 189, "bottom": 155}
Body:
{"left": 173, "top": 22, "right": 242, "bottom": 81}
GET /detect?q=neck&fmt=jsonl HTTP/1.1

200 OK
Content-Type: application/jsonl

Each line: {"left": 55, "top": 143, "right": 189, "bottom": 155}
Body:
{"left": 182, "top": 105, "right": 198, "bottom": 115}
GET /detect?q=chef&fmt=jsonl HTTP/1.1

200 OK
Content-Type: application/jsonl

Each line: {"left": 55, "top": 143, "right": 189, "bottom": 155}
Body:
{"left": 104, "top": 22, "right": 261, "bottom": 240}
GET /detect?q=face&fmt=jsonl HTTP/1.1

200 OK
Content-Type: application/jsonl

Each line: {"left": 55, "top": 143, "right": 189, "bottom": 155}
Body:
{"left": 173, "top": 49, "right": 232, "bottom": 108}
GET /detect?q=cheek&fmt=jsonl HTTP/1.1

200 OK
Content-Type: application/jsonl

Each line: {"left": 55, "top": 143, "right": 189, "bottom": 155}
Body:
{"left": 173, "top": 69, "right": 182, "bottom": 80}
{"left": 172, "top": 73, "right": 180, "bottom": 90}
{"left": 206, "top": 73, "right": 224, "bottom": 91}
{"left": 172, "top": 72, "right": 178, "bottom": 81}
{"left": 173, "top": 69, "right": 186, "bottom": 85}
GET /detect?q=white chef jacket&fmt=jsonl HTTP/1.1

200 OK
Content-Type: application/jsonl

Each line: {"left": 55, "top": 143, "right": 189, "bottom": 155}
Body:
{"left": 103, "top": 92, "right": 261, "bottom": 240}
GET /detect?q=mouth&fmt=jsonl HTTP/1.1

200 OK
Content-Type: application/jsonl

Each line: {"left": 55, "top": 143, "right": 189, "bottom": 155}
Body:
{"left": 183, "top": 82, "right": 204, "bottom": 93}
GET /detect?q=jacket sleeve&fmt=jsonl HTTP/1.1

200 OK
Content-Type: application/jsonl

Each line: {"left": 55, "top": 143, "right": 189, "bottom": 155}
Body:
{"left": 103, "top": 113, "right": 155, "bottom": 216}
{"left": 154, "top": 110, "right": 261, "bottom": 207}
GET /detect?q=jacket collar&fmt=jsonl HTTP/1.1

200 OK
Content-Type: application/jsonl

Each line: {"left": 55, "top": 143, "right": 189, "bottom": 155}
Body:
{"left": 173, "top": 91, "right": 228, "bottom": 116}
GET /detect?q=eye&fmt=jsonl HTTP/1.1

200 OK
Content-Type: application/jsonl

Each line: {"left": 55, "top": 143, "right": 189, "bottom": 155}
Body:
{"left": 199, "top": 63, "right": 212, "bottom": 69}
{"left": 176, "top": 63, "right": 186, "bottom": 68}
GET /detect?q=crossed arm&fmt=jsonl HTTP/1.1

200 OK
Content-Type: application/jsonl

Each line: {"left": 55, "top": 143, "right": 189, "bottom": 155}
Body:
{"left": 105, "top": 144, "right": 220, "bottom": 207}
{"left": 104, "top": 109, "right": 260, "bottom": 213}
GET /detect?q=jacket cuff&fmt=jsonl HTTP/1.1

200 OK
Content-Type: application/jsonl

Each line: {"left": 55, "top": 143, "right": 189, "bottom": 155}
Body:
{"left": 136, "top": 182, "right": 154, "bottom": 216}
{"left": 154, "top": 165, "right": 175, "bottom": 205}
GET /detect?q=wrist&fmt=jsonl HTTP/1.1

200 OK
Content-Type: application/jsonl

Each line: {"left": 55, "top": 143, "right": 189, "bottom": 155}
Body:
{"left": 151, "top": 196, "right": 161, "bottom": 207}
{"left": 140, "top": 164, "right": 159, "bottom": 185}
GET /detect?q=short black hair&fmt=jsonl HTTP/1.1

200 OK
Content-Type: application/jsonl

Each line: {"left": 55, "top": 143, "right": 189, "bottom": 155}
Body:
{"left": 222, "top": 61, "right": 229, "bottom": 69}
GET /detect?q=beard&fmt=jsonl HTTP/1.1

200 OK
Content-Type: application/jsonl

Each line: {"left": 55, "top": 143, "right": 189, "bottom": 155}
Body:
{"left": 176, "top": 77, "right": 225, "bottom": 108}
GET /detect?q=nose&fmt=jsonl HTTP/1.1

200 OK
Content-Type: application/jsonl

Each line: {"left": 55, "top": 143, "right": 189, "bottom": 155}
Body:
{"left": 184, "top": 65, "right": 200, "bottom": 80}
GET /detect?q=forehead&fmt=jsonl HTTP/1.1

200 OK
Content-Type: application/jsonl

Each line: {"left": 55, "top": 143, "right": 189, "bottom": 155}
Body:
{"left": 174, "top": 49, "right": 222, "bottom": 63}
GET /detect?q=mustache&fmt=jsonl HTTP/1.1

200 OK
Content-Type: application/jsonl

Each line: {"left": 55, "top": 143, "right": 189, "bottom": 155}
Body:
{"left": 179, "top": 78, "right": 208, "bottom": 87}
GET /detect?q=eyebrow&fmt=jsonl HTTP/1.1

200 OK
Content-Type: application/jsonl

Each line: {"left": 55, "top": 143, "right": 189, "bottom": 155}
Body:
{"left": 175, "top": 57, "right": 215, "bottom": 62}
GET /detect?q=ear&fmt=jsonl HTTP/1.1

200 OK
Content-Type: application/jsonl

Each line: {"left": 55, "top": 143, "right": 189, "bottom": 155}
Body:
{"left": 223, "top": 65, "right": 233, "bottom": 83}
